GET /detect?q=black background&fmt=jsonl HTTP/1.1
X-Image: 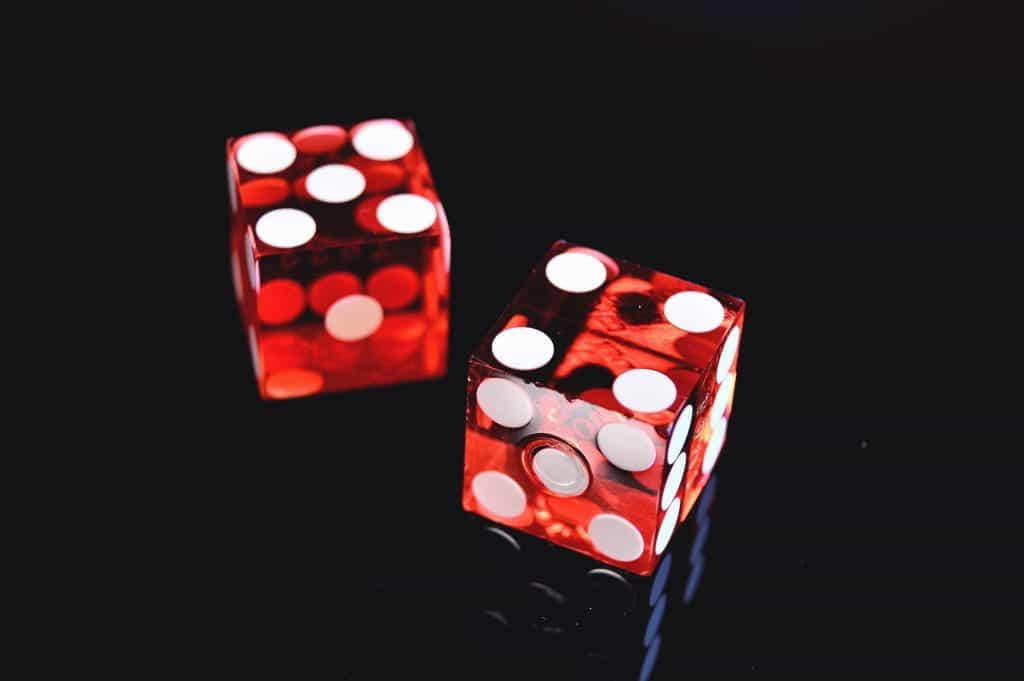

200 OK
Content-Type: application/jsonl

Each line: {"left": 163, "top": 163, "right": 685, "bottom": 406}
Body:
{"left": 170, "top": 2, "right": 1021, "bottom": 676}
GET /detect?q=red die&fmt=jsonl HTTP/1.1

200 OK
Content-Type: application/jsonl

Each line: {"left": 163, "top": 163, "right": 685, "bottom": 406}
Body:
{"left": 226, "top": 121, "right": 450, "bottom": 399}
{"left": 462, "top": 241, "right": 744, "bottom": 574}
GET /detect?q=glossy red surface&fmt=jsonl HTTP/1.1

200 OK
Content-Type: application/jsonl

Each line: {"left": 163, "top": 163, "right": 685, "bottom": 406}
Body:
{"left": 463, "top": 241, "right": 744, "bottom": 574}
{"left": 227, "top": 120, "right": 450, "bottom": 399}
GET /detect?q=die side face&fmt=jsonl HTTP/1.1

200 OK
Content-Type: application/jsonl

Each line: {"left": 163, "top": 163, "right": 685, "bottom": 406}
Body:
{"left": 682, "top": 307, "right": 743, "bottom": 517}
{"left": 463, "top": 241, "right": 744, "bottom": 574}
{"left": 226, "top": 121, "right": 450, "bottom": 399}
{"left": 465, "top": 362, "right": 673, "bottom": 556}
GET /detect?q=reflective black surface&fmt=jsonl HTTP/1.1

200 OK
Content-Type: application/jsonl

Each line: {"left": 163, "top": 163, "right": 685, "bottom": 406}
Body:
{"left": 164, "top": 3, "right": 1021, "bottom": 675}
{"left": 452, "top": 480, "right": 716, "bottom": 681}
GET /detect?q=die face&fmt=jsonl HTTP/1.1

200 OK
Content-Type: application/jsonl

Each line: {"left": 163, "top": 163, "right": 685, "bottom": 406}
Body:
{"left": 465, "top": 361, "right": 669, "bottom": 568}
{"left": 229, "top": 123, "right": 442, "bottom": 246}
{"left": 464, "top": 241, "right": 743, "bottom": 574}
{"left": 464, "top": 362, "right": 701, "bottom": 574}
{"left": 682, "top": 309, "right": 744, "bottom": 513}
{"left": 226, "top": 121, "right": 450, "bottom": 399}
{"left": 507, "top": 241, "right": 743, "bottom": 372}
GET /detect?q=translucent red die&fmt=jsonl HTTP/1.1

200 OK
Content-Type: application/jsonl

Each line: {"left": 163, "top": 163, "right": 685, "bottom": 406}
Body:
{"left": 226, "top": 121, "right": 450, "bottom": 399}
{"left": 462, "top": 241, "right": 744, "bottom": 574}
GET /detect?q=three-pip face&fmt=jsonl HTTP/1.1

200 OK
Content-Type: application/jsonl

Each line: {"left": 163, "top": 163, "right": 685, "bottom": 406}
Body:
{"left": 463, "top": 241, "right": 744, "bottom": 574}
{"left": 226, "top": 121, "right": 451, "bottom": 399}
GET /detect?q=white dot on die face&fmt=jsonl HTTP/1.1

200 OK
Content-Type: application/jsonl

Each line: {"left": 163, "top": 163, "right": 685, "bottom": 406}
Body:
{"left": 236, "top": 133, "right": 297, "bottom": 174}
{"left": 666, "top": 404, "right": 692, "bottom": 465}
{"left": 702, "top": 419, "right": 728, "bottom": 475}
{"left": 649, "top": 552, "right": 672, "bottom": 607}
{"left": 588, "top": 513, "right": 644, "bottom": 562}
{"left": 663, "top": 291, "right": 725, "bottom": 333}
{"left": 255, "top": 208, "right": 317, "bottom": 249}
{"left": 717, "top": 326, "right": 741, "bottom": 384}
{"left": 352, "top": 118, "right": 415, "bottom": 161}
{"left": 545, "top": 252, "right": 608, "bottom": 293}
{"left": 661, "top": 453, "right": 687, "bottom": 511}
{"left": 612, "top": 369, "right": 677, "bottom": 414}
{"left": 324, "top": 294, "right": 383, "bottom": 341}
{"left": 376, "top": 194, "right": 438, "bottom": 234}
{"left": 476, "top": 378, "right": 534, "bottom": 428}
{"left": 710, "top": 374, "right": 736, "bottom": 425}
{"left": 491, "top": 327, "right": 555, "bottom": 371}
{"left": 471, "top": 471, "right": 527, "bottom": 519}
{"left": 655, "top": 497, "right": 681, "bottom": 555}
{"left": 305, "top": 164, "right": 366, "bottom": 203}
{"left": 597, "top": 423, "right": 657, "bottom": 472}
{"left": 531, "top": 447, "right": 590, "bottom": 497}
{"left": 643, "top": 593, "right": 667, "bottom": 648}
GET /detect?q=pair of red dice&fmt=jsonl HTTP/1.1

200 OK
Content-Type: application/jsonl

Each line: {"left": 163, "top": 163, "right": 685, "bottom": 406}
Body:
{"left": 226, "top": 120, "right": 745, "bottom": 574}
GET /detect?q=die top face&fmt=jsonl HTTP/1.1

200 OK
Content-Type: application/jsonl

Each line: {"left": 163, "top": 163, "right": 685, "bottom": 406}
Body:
{"left": 472, "top": 241, "right": 745, "bottom": 416}
{"left": 226, "top": 120, "right": 449, "bottom": 258}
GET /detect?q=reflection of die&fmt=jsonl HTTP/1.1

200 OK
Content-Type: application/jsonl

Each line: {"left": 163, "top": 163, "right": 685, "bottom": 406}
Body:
{"left": 226, "top": 121, "right": 451, "bottom": 400}
{"left": 462, "top": 476, "right": 716, "bottom": 681}
{"left": 462, "top": 241, "right": 743, "bottom": 574}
